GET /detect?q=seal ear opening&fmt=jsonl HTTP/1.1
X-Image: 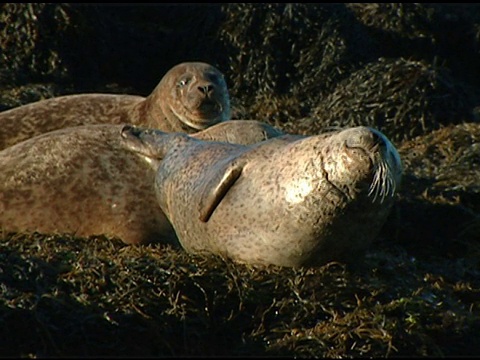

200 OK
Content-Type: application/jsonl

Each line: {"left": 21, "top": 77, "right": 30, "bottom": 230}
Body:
{"left": 198, "top": 159, "right": 243, "bottom": 222}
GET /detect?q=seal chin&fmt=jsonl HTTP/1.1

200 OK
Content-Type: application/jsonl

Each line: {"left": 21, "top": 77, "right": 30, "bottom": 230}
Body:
{"left": 180, "top": 116, "right": 223, "bottom": 130}
{"left": 172, "top": 105, "right": 227, "bottom": 130}
{"left": 192, "top": 104, "right": 226, "bottom": 123}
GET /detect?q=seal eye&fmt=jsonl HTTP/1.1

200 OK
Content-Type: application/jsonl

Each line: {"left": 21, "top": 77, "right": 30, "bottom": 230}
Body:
{"left": 178, "top": 77, "right": 191, "bottom": 87}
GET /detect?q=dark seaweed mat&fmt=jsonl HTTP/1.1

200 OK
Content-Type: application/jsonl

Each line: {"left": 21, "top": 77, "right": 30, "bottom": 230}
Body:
{"left": 1, "top": 232, "right": 479, "bottom": 358}
{"left": 295, "top": 57, "right": 477, "bottom": 142}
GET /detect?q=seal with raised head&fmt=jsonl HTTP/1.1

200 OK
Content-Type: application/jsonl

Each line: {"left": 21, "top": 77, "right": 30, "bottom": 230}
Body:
{"left": 0, "top": 120, "right": 283, "bottom": 245}
{"left": 0, "top": 61, "right": 230, "bottom": 150}
{"left": 121, "top": 125, "right": 403, "bottom": 267}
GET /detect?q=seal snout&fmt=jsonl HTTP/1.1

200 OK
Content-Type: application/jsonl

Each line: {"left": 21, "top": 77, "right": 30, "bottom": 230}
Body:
{"left": 196, "top": 82, "right": 223, "bottom": 114}
{"left": 369, "top": 127, "right": 403, "bottom": 173}
{"left": 335, "top": 127, "right": 402, "bottom": 203}
{"left": 198, "top": 84, "right": 215, "bottom": 95}
{"left": 360, "top": 128, "right": 402, "bottom": 203}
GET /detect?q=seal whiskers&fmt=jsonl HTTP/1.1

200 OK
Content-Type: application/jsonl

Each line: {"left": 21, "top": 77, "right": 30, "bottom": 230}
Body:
{"left": 367, "top": 129, "right": 403, "bottom": 203}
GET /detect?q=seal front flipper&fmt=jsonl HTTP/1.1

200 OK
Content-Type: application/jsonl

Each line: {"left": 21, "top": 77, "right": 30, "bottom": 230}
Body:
{"left": 198, "top": 158, "right": 244, "bottom": 222}
{"left": 121, "top": 125, "right": 190, "bottom": 167}
{"left": 120, "top": 125, "right": 166, "bottom": 158}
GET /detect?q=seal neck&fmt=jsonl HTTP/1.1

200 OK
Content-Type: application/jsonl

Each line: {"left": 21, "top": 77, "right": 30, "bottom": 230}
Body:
{"left": 127, "top": 99, "right": 159, "bottom": 130}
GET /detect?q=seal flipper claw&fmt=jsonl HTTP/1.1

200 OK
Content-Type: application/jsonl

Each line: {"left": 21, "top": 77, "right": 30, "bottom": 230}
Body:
{"left": 120, "top": 125, "right": 158, "bottom": 158}
{"left": 120, "top": 124, "right": 140, "bottom": 138}
{"left": 198, "top": 159, "right": 244, "bottom": 222}
{"left": 121, "top": 126, "right": 181, "bottom": 165}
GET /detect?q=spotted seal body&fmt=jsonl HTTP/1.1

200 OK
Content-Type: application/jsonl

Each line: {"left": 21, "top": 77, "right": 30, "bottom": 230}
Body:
{"left": 0, "top": 62, "right": 230, "bottom": 150}
{"left": 0, "top": 120, "right": 283, "bottom": 244}
{"left": 122, "top": 126, "right": 402, "bottom": 267}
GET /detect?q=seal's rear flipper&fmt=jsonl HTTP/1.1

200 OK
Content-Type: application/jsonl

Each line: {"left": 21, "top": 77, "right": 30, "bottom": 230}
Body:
{"left": 198, "top": 159, "right": 244, "bottom": 222}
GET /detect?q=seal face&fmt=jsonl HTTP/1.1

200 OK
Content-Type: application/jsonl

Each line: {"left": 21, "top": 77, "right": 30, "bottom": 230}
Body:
{"left": 0, "top": 62, "right": 231, "bottom": 150}
{"left": 122, "top": 126, "right": 402, "bottom": 267}
{"left": 0, "top": 120, "right": 283, "bottom": 245}
{"left": 154, "top": 62, "right": 231, "bottom": 131}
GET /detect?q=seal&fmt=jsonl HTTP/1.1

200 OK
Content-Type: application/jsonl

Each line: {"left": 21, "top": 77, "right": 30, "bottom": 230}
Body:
{"left": 0, "top": 120, "right": 283, "bottom": 245}
{"left": 121, "top": 125, "right": 403, "bottom": 267}
{"left": 0, "top": 61, "right": 230, "bottom": 150}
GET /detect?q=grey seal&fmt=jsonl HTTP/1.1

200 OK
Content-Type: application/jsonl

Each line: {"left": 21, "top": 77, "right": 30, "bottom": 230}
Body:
{"left": 0, "top": 120, "right": 283, "bottom": 245}
{"left": 0, "top": 61, "right": 230, "bottom": 150}
{"left": 121, "top": 125, "right": 403, "bottom": 267}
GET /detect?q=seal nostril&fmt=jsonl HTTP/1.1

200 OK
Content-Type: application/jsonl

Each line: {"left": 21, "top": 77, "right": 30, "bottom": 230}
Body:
{"left": 372, "top": 132, "right": 384, "bottom": 147}
{"left": 370, "top": 128, "right": 387, "bottom": 147}
{"left": 198, "top": 85, "right": 214, "bottom": 94}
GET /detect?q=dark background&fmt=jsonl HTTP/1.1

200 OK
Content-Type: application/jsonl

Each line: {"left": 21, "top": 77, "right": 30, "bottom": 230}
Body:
{"left": 1, "top": 4, "right": 479, "bottom": 141}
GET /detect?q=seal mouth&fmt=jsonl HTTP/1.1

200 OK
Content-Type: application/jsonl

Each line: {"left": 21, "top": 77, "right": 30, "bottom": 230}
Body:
{"left": 182, "top": 112, "right": 224, "bottom": 130}
{"left": 193, "top": 100, "right": 224, "bottom": 119}
{"left": 173, "top": 100, "right": 226, "bottom": 130}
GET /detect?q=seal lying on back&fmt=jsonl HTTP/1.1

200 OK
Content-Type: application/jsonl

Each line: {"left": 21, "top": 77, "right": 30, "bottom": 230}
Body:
{"left": 0, "top": 120, "right": 283, "bottom": 245}
{"left": 0, "top": 62, "right": 230, "bottom": 150}
{"left": 121, "top": 126, "right": 402, "bottom": 267}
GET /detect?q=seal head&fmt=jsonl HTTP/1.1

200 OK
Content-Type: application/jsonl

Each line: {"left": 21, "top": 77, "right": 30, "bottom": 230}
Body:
{"left": 136, "top": 62, "right": 231, "bottom": 132}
